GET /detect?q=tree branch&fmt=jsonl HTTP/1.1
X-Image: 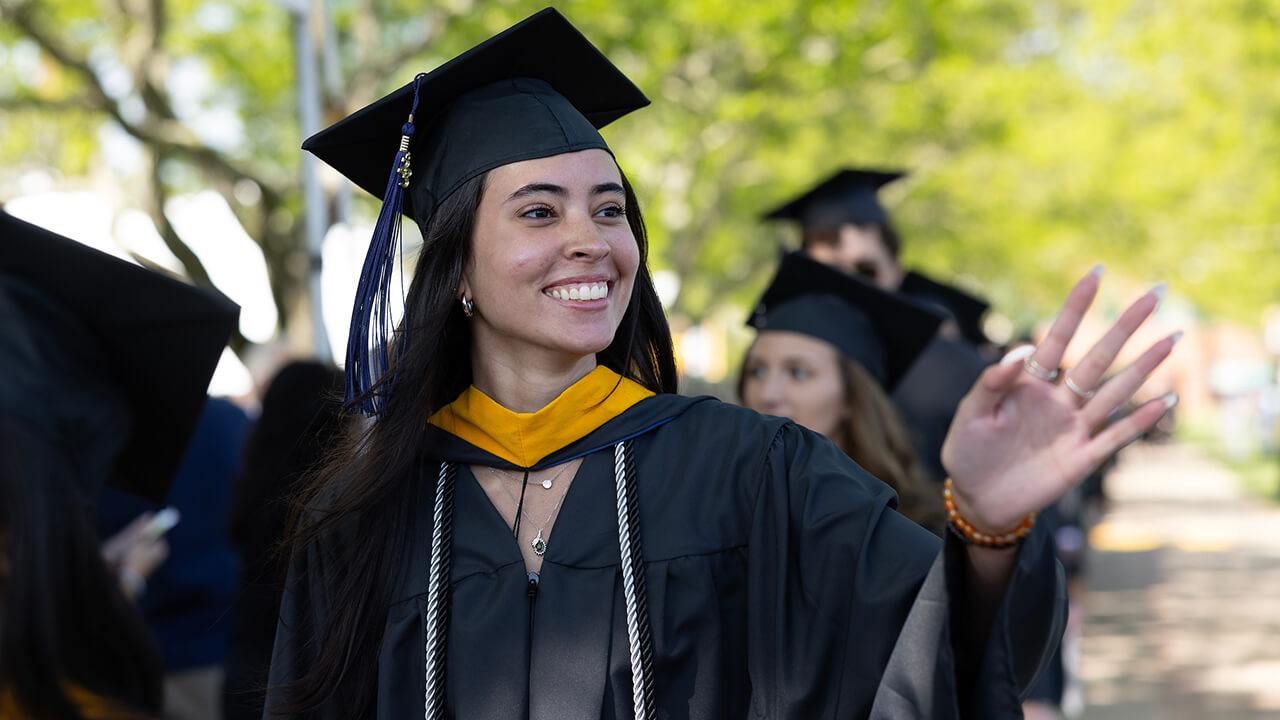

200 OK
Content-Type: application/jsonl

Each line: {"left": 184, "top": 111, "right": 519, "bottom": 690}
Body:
{"left": 146, "top": 148, "right": 250, "bottom": 354}
{"left": 0, "top": 95, "right": 95, "bottom": 113}
{"left": 346, "top": 36, "right": 435, "bottom": 105}
{"left": 5, "top": 0, "right": 287, "bottom": 210}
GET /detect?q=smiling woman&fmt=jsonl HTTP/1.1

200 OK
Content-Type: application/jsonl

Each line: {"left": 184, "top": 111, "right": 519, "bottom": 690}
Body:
{"left": 266, "top": 9, "right": 1181, "bottom": 720}
{"left": 463, "top": 150, "right": 641, "bottom": 397}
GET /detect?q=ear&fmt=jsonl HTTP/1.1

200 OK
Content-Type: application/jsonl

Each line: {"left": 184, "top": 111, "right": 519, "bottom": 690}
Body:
{"left": 456, "top": 272, "right": 472, "bottom": 301}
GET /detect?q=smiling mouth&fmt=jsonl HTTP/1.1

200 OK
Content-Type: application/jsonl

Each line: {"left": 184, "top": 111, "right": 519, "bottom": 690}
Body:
{"left": 545, "top": 282, "right": 609, "bottom": 302}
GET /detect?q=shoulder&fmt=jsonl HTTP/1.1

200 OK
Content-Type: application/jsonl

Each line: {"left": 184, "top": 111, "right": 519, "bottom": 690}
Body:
{"left": 641, "top": 395, "right": 871, "bottom": 491}
{"left": 650, "top": 394, "right": 791, "bottom": 438}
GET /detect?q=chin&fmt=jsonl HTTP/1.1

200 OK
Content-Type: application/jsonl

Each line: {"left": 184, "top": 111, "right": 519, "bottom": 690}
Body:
{"left": 550, "top": 333, "right": 617, "bottom": 358}
{"left": 551, "top": 322, "right": 622, "bottom": 355}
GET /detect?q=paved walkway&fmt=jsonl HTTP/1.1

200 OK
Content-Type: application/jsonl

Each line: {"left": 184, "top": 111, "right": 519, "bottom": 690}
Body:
{"left": 1078, "top": 442, "right": 1280, "bottom": 719}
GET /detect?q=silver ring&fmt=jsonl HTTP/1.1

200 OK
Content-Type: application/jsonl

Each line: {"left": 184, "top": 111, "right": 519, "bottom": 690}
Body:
{"left": 1063, "top": 373, "right": 1095, "bottom": 400}
{"left": 1023, "top": 356, "right": 1061, "bottom": 383}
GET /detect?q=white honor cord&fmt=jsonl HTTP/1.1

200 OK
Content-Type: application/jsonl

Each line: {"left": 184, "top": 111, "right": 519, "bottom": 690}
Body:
{"left": 423, "top": 461, "right": 451, "bottom": 720}
{"left": 614, "top": 441, "right": 650, "bottom": 718}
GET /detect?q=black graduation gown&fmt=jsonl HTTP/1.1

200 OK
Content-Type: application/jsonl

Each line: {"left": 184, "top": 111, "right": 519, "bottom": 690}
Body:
{"left": 891, "top": 336, "right": 991, "bottom": 486}
{"left": 266, "top": 394, "right": 1063, "bottom": 719}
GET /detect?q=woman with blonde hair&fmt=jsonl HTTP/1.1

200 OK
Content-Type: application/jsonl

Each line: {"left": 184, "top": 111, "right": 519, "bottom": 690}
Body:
{"left": 740, "top": 252, "right": 945, "bottom": 530}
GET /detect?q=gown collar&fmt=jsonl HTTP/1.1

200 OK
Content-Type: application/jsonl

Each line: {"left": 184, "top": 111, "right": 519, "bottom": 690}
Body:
{"left": 427, "top": 365, "right": 654, "bottom": 468}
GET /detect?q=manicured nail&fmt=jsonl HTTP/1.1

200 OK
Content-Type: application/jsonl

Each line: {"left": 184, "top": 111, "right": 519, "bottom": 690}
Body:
{"left": 1147, "top": 281, "right": 1168, "bottom": 303}
{"left": 1088, "top": 262, "right": 1105, "bottom": 278}
{"left": 1159, "top": 392, "right": 1179, "bottom": 410}
{"left": 1170, "top": 330, "right": 1184, "bottom": 345}
{"left": 1000, "top": 344, "right": 1036, "bottom": 366}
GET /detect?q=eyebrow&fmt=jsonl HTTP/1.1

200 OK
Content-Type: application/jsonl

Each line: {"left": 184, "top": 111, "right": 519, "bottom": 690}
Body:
{"left": 507, "top": 181, "right": 625, "bottom": 202}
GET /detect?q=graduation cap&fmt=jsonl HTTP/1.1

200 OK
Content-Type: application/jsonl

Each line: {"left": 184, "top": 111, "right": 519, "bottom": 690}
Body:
{"left": 900, "top": 270, "right": 991, "bottom": 347}
{"left": 762, "top": 169, "right": 906, "bottom": 229}
{"left": 0, "top": 212, "right": 240, "bottom": 504}
{"left": 303, "top": 7, "right": 649, "bottom": 415}
{"left": 748, "top": 252, "right": 944, "bottom": 391}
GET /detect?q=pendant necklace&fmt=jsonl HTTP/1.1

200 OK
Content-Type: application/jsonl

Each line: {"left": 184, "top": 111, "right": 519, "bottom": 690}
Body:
{"left": 488, "top": 466, "right": 573, "bottom": 556}
{"left": 490, "top": 462, "right": 569, "bottom": 490}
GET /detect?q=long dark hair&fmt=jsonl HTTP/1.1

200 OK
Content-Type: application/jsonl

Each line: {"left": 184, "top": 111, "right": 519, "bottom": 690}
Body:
{"left": 227, "top": 361, "right": 346, "bottom": 551}
{"left": 224, "top": 361, "right": 345, "bottom": 720}
{"left": 277, "top": 163, "right": 676, "bottom": 715}
{"left": 0, "top": 415, "right": 164, "bottom": 720}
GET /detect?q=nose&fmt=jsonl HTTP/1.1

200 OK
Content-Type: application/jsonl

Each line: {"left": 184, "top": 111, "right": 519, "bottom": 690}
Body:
{"left": 564, "top": 212, "right": 612, "bottom": 261}
{"left": 753, "top": 371, "right": 786, "bottom": 412}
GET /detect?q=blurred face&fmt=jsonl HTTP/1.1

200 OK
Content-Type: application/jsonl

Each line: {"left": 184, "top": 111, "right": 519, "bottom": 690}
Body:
{"left": 462, "top": 149, "right": 639, "bottom": 368}
{"left": 741, "top": 331, "right": 848, "bottom": 439}
{"left": 805, "top": 223, "right": 902, "bottom": 290}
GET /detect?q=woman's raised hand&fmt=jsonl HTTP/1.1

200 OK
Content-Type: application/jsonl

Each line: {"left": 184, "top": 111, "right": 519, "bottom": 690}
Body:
{"left": 941, "top": 266, "right": 1180, "bottom": 534}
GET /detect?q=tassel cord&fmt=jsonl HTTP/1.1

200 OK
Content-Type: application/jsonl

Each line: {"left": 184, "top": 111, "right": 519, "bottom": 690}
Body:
{"left": 423, "top": 460, "right": 455, "bottom": 720}
{"left": 615, "top": 441, "right": 657, "bottom": 719}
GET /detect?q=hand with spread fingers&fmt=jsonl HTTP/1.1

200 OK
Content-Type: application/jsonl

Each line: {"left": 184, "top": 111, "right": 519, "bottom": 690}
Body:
{"left": 941, "top": 265, "right": 1180, "bottom": 538}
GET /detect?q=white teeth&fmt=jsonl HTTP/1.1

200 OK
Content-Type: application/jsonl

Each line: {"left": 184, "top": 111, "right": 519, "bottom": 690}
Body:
{"left": 546, "top": 282, "right": 609, "bottom": 302}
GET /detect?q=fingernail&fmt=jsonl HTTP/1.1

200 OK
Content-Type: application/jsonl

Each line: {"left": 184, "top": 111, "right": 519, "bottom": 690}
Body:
{"left": 1000, "top": 344, "right": 1036, "bottom": 366}
{"left": 1159, "top": 392, "right": 1179, "bottom": 410}
{"left": 1147, "top": 281, "right": 1169, "bottom": 303}
{"left": 1170, "top": 330, "right": 1184, "bottom": 345}
{"left": 1088, "top": 262, "right": 1105, "bottom": 279}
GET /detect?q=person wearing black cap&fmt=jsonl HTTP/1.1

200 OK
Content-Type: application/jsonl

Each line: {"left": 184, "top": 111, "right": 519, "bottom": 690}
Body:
{"left": 739, "top": 252, "right": 944, "bottom": 530}
{"left": 267, "top": 9, "right": 1180, "bottom": 719}
{"left": 763, "top": 168, "right": 909, "bottom": 289}
{"left": 0, "top": 213, "right": 238, "bottom": 719}
{"left": 765, "top": 169, "right": 994, "bottom": 486}
{"left": 899, "top": 270, "right": 996, "bottom": 353}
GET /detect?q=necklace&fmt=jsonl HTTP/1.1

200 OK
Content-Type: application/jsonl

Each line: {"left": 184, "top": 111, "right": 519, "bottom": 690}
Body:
{"left": 487, "top": 466, "right": 573, "bottom": 556}
{"left": 489, "top": 463, "right": 569, "bottom": 490}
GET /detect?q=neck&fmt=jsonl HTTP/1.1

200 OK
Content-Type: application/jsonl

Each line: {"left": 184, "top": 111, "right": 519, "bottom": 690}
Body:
{"left": 471, "top": 347, "right": 599, "bottom": 413}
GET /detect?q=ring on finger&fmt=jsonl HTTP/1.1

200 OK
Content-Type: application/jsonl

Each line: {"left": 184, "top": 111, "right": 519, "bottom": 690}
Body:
{"left": 1063, "top": 372, "right": 1096, "bottom": 400}
{"left": 1023, "top": 356, "right": 1061, "bottom": 383}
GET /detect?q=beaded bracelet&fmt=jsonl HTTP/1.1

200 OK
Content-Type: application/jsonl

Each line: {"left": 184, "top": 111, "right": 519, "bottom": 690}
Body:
{"left": 943, "top": 478, "right": 1036, "bottom": 548}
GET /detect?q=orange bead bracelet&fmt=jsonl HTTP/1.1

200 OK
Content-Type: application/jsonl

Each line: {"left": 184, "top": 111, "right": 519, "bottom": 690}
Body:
{"left": 943, "top": 478, "right": 1037, "bottom": 548}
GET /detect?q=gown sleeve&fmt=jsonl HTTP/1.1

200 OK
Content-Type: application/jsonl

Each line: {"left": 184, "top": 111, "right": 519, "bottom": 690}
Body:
{"left": 745, "top": 421, "right": 1065, "bottom": 719}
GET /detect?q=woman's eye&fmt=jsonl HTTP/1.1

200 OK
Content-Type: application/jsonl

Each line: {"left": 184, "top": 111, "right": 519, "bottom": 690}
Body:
{"left": 853, "top": 261, "right": 879, "bottom": 280}
{"left": 522, "top": 206, "right": 554, "bottom": 219}
{"left": 788, "top": 367, "right": 812, "bottom": 381}
{"left": 747, "top": 365, "right": 768, "bottom": 379}
{"left": 596, "top": 204, "right": 625, "bottom": 218}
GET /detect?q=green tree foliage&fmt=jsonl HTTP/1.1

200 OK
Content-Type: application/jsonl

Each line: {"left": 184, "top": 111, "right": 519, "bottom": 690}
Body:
{"left": 2, "top": 0, "right": 1277, "bottom": 350}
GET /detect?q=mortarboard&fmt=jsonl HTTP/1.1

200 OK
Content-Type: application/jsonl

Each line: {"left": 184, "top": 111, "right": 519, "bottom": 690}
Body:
{"left": 762, "top": 169, "right": 906, "bottom": 229}
{"left": 303, "top": 7, "right": 649, "bottom": 415}
{"left": 748, "top": 252, "right": 943, "bottom": 391}
{"left": 0, "top": 212, "right": 240, "bottom": 503}
{"left": 899, "top": 270, "right": 991, "bottom": 347}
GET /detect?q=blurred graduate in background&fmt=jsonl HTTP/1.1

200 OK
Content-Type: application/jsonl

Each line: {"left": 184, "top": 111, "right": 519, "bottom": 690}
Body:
{"left": 764, "top": 169, "right": 992, "bottom": 485}
{"left": 739, "top": 251, "right": 946, "bottom": 531}
{"left": 222, "top": 360, "right": 346, "bottom": 720}
{"left": 0, "top": 212, "right": 237, "bottom": 720}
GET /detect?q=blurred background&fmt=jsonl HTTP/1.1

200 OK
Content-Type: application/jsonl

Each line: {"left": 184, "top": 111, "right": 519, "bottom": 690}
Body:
{"left": 2, "top": 1, "right": 1278, "bottom": 717}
